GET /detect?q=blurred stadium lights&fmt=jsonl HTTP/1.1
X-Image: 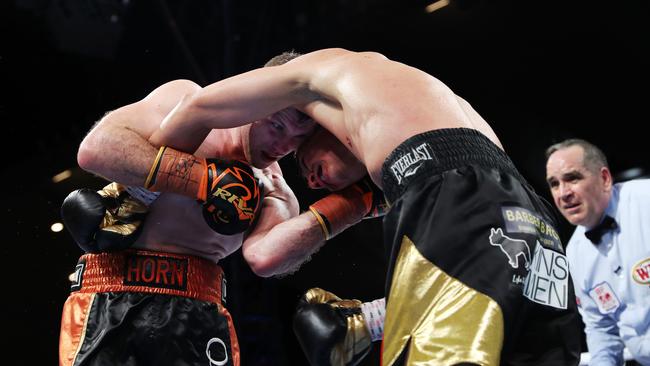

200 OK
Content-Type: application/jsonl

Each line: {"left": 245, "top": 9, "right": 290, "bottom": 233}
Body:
{"left": 51, "top": 222, "right": 64, "bottom": 232}
{"left": 425, "top": 0, "right": 450, "bottom": 13}
{"left": 52, "top": 169, "right": 72, "bottom": 183}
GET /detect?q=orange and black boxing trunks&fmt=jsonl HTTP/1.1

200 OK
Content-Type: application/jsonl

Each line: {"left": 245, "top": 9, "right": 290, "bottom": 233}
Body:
{"left": 379, "top": 128, "right": 581, "bottom": 366}
{"left": 59, "top": 249, "right": 239, "bottom": 366}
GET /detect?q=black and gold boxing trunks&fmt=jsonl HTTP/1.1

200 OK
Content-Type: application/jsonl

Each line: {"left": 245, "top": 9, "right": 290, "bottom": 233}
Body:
{"left": 59, "top": 249, "right": 239, "bottom": 366}
{"left": 380, "top": 128, "right": 581, "bottom": 366}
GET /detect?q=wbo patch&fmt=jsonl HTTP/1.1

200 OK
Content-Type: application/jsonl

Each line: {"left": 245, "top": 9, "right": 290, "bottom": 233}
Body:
{"left": 632, "top": 257, "right": 650, "bottom": 285}
{"left": 589, "top": 282, "right": 620, "bottom": 314}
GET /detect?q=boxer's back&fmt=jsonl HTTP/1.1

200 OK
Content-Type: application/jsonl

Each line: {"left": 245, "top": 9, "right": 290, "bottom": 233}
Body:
{"left": 300, "top": 49, "right": 502, "bottom": 185}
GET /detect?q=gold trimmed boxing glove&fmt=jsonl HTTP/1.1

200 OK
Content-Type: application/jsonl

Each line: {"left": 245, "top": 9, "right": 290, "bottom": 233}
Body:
{"left": 293, "top": 288, "right": 374, "bottom": 366}
{"left": 61, "top": 182, "right": 148, "bottom": 253}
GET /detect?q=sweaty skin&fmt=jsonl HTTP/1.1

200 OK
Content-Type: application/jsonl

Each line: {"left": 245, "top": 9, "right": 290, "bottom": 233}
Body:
{"left": 150, "top": 48, "right": 503, "bottom": 186}
{"left": 78, "top": 79, "right": 319, "bottom": 271}
{"left": 142, "top": 49, "right": 584, "bottom": 366}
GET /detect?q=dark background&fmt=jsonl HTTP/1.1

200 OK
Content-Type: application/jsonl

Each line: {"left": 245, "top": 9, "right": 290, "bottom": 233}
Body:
{"left": 2, "top": 0, "right": 649, "bottom": 365}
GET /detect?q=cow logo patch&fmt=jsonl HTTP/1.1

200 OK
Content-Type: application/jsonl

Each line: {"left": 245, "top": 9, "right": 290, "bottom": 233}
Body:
{"left": 589, "top": 282, "right": 620, "bottom": 313}
{"left": 489, "top": 228, "right": 531, "bottom": 269}
{"left": 632, "top": 257, "right": 650, "bottom": 285}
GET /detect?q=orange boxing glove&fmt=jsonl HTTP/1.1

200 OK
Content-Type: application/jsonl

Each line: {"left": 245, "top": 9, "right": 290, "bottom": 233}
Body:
{"left": 309, "top": 177, "right": 389, "bottom": 240}
{"left": 145, "top": 146, "right": 262, "bottom": 235}
{"left": 145, "top": 146, "right": 207, "bottom": 201}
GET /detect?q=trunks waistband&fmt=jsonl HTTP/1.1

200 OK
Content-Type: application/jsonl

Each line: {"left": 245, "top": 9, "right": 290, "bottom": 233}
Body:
{"left": 68, "top": 249, "right": 225, "bottom": 305}
{"left": 381, "top": 128, "right": 522, "bottom": 203}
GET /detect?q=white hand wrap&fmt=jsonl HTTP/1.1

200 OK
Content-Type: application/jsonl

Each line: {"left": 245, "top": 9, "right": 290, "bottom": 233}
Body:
{"left": 360, "top": 297, "right": 386, "bottom": 342}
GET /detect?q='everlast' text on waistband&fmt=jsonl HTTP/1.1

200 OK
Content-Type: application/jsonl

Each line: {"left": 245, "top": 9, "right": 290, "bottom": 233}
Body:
{"left": 390, "top": 142, "right": 435, "bottom": 184}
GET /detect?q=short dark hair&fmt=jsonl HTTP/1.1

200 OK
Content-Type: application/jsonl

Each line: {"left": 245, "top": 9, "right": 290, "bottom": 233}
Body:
{"left": 264, "top": 50, "right": 302, "bottom": 67}
{"left": 545, "top": 138, "right": 609, "bottom": 173}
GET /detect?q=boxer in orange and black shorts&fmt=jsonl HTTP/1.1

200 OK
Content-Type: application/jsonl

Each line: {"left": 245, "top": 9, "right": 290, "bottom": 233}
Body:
{"left": 59, "top": 249, "right": 238, "bottom": 366}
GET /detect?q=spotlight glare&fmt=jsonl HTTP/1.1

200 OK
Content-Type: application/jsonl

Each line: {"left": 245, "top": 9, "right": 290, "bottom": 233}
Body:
{"left": 51, "top": 222, "right": 64, "bottom": 232}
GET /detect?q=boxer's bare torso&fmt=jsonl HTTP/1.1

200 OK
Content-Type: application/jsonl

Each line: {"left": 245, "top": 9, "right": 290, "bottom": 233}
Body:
{"left": 294, "top": 49, "right": 503, "bottom": 185}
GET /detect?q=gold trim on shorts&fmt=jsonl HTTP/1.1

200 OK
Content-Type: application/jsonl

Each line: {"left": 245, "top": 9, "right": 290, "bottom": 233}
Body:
{"left": 383, "top": 236, "right": 504, "bottom": 366}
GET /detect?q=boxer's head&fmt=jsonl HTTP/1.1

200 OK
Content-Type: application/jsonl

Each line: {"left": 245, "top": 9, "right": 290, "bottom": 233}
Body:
{"left": 545, "top": 139, "right": 612, "bottom": 228}
{"left": 244, "top": 50, "right": 316, "bottom": 168}
{"left": 296, "top": 127, "right": 367, "bottom": 191}
{"left": 246, "top": 109, "right": 316, "bottom": 168}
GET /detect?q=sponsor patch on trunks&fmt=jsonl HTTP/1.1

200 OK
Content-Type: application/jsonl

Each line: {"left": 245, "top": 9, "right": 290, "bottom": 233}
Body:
{"left": 123, "top": 253, "right": 188, "bottom": 291}
{"left": 389, "top": 142, "right": 436, "bottom": 185}
{"left": 489, "top": 227, "right": 531, "bottom": 270}
{"left": 632, "top": 257, "right": 650, "bottom": 285}
{"left": 523, "top": 244, "right": 569, "bottom": 309}
{"left": 501, "top": 206, "right": 562, "bottom": 251}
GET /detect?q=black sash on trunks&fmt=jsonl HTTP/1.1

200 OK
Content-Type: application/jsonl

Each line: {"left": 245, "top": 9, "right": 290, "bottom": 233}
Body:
{"left": 379, "top": 128, "right": 581, "bottom": 366}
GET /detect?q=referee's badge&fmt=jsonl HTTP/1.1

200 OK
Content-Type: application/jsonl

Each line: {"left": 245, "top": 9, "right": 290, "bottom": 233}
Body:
{"left": 589, "top": 282, "right": 620, "bottom": 314}
{"left": 632, "top": 257, "right": 650, "bottom": 285}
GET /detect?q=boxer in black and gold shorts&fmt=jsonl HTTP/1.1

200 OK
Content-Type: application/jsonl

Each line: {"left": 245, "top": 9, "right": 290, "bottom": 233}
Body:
{"left": 59, "top": 249, "right": 239, "bottom": 366}
{"left": 380, "top": 128, "right": 581, "bottom": 366}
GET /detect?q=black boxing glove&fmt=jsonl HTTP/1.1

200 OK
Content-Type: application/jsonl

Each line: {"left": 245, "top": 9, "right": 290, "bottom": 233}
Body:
{"left": 145, "top": 146, "right": 262, "bottom": 235}
{"left": 293, "top": 288, "right": 377, "bottom": 366}
{"left": 61, "top": 182, "right": 148, "bottom": 253}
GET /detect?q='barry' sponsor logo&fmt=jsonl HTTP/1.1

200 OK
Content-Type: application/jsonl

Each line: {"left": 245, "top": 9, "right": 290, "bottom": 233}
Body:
{"left": 632, "top": 257, "right": 650, "bottom": 285}
{"left": 124, "top": 254, "right": 188, "bottom": 291}
{"left": 390, "top": 142, "right": 435, "bottom": 185}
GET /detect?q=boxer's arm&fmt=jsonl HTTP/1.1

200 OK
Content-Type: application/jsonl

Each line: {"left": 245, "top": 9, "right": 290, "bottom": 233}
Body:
{"left": 148, "top": 50, "right": 352, "bottom": 151}
{"left": 243, "top": 175, "right": 386, "bottom": 277}
{"left": 244, "top": 212, "right": 327, "bottom": 277}
{"left": 242, "top": 165, "right": 327, "bottom": 277}
{"left": 309, "top": 177, "right": 388, "bottom": 240}
{"left": 77, "top": 79, "right": 204, "bottom": 185}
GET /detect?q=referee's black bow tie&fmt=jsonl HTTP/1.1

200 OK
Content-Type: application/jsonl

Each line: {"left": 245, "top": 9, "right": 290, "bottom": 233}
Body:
{"left": 585, "top": 215, "right": 618, "bottom": 244}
